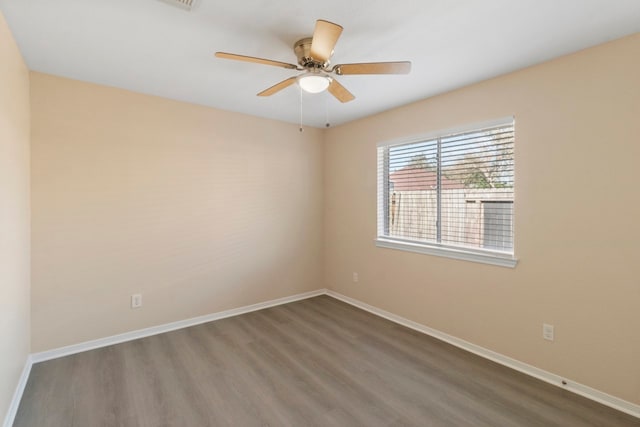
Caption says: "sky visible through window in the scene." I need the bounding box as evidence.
[388,127,514,189]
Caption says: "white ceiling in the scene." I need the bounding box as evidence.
[1,0,639,128]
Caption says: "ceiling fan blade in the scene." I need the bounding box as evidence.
[257,77,298,97]
[310,20,343,62]
[333,61,412,75]
[327,78,355,103]
[215,52,299,70]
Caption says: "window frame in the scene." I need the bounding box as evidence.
[376,117,518,268]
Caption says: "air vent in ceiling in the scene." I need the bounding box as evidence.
[157,0,195,11]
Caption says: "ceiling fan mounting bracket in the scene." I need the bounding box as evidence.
[293,37,330,69]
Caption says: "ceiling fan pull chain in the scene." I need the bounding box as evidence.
[325,93,330,128]
[299,86,304,133]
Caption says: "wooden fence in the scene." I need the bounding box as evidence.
[389,188,513,250]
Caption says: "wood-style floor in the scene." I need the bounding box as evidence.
[14,295,640,426]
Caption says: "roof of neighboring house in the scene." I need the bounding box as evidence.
[390,167,465,191]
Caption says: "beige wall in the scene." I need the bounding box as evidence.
[324,34,640,405]
[0,11,31,421]
[30,73,324,351]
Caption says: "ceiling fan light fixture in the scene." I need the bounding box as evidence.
[297,73,331,93]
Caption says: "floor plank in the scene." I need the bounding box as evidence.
[14,296,640,426]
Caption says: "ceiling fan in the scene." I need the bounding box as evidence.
[215,19,411,103]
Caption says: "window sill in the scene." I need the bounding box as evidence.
[375,238,518,268]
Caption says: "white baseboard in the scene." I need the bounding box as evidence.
[325,290,640,419]
[3,356,32,427]
[31,289,326,363]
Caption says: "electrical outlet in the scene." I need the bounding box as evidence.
[131,294,142,309]
[543,323,554,341]
[352,272,359,283]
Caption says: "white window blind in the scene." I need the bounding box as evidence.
[377,120,515,264]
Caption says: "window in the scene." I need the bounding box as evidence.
[376,119,516,267]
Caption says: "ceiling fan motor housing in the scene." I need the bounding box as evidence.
[294,38,329,69]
